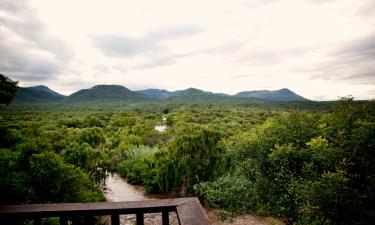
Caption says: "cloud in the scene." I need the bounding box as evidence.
[0,0,72,81]
[305,33,375,85]
[134,40,249,69]
[0,42,61,81]
[92,25,204,58]
[356,0,375,18]
[336,33,375,61]
[0,0,374,99]
[236,46,311,67]
[93,35,158,58]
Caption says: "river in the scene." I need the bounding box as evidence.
[103,173,150,202]
[102,173,179,225]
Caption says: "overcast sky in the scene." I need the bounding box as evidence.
[1,0,374,100]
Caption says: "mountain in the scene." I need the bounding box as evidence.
[11,84,309,105]
[138,89,176,100]
[167,88,233,102]
[64,85,151,103]
[13,87,65,103]
[27,85,65,97]
[236,88,307,101]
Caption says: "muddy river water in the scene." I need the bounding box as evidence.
[102,173,179,225]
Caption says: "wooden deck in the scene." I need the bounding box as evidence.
[0,197,209,225]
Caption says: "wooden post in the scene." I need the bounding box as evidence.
[33,217,41,225]
[71,216,80,225]
[162,210,169,225]
[111,214,120,225]
[136,212,144,225]
[59,216,68,225]
[84,215,94,225]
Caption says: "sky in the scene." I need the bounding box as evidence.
[0,0,374,100]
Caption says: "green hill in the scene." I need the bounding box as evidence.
[13,87,65,103]
[64,85,151,103]
[166,88,233,102]
[236,88,308,101]
[137,89,175,99]
[27,85,65,97]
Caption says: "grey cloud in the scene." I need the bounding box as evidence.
[0,0,26,12]
[146,26,204,40]
[134,40,248,69]
[230,73,271,79]
[336,34,375,61]
[0,16,70,60]
[0,40,61,81]
[305,34,375,85]
[92,25,204,58]
[134,57,176,70]
[93,25,208,69]
[202,40,248,55]
[355,0,375,18]
[0,0,72,81]
[94,35,159,58]
[236,47,310,66]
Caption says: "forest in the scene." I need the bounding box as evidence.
[0,75,374,224]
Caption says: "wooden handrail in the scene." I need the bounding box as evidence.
[0,197,210,225]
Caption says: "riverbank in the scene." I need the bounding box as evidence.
[102,173,283,225]
[205,208,284,225]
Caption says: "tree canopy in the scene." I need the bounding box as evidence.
[0,74,19,105]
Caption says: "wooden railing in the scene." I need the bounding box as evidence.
[0,197,209,225]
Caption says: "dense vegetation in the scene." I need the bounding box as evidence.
[1,98,374,224]
[1,76,374,225]
[0,73,19,105]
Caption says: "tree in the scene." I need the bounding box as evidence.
[0,74,19,105]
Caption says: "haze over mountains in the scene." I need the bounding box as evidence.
[13,84,308,104]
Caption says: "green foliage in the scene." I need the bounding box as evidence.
[0,73,18,105]
[117,145,163,193]
[62,142,110,186]
[0,97,373,225]
[164,123,228,192]
[29,151,104,203]
[0,148,104,204]
[194,175,255,213]
[194,98,374,225]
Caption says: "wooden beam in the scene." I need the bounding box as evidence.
[0,198,210,225]
[136,212,144,225]
[111,214,120,225]
[0,198,186,218]
[59,216,68,225]
[162,210,169,225]
[177,198,210,225]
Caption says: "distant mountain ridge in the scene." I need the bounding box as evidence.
[14,87,65,103]
[167,88,233,102]
[11,84,309,104]
[139,87,307,101]
[64,85,150,103]
[236,88,307,101]
[138,89,176,99]
[27,85,65,97]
